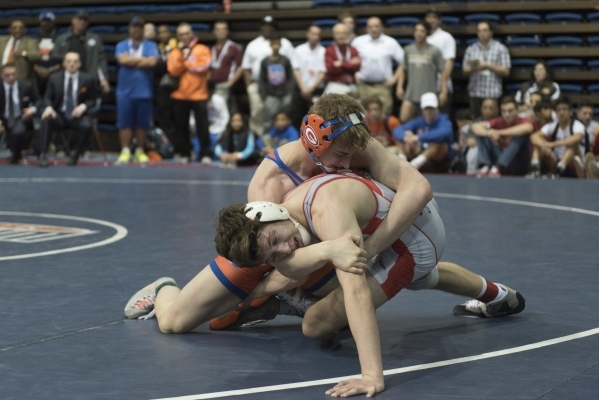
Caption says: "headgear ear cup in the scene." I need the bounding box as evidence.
[300,113,367,157]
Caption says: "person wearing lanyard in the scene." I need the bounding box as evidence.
[209,21,243,108]
[323,23,361,97]
[115,16,159,164]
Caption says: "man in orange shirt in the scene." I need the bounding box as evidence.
[363,97,400,154]
[167,23,212,163]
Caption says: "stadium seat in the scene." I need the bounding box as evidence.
[356,17,369,27]
[388,0,422,3]
[588,60,599,71]
[504,83,522,95]
[511,58,537,70]
[589,36,599,47]
[588,12,599,23]
[190,23,211,32]
[559,84,583,94]
[313,0,346,7]
[187,3,221,11]
[546,36,583,47]
[312,19,339,29]
[545,13,583,24]
[594,108,599,118]
[505,37,541,48]
[546,58,584,71]
[53,7,80,16]
[429,0,461,3]
[397,38,413,47]
[88,26,117,34]
[104,44,116,55]
[57,27,70,34]
[587,84,599,95]
[505,13,541,24]
[320,40,333,47]
[387,17,419,27]
[441,16,461,26]
[348,0,382,6]
[117,26,130,33]
[465,14,501,25]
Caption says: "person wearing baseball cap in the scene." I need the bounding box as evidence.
[114,16,159,164]
[392,92,453,171]
[51,9,111,94]
[34,11,60,95]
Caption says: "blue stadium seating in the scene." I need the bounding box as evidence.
[57,27,70,34]
[320,40,333,47]
[588,60,599,71]
[440,16,461,26]
[546,58,584,71]
[510,58,537,70]
[559,84,583,94]
[464,14,501,25]
[313,0,345,7]
[429,0,461,3]
[396,38,413,47]
[117,26,130,33]
[190,23,211,32]
[386,17,419,27]
[312,19,339,29]
[88,26,117,34]
[348,0,382,6]
[594,108,599,118]
[504,83,522,95]
[587,84,599,95]
[505,13,541,24]
[388,0,422,3]
[546,36,583,47]
[545,13,583,24]
[589,12,599,23]
[505,37,541,48]
[356,17,369,27]
[104,44,116,55]
[589,36,599,47]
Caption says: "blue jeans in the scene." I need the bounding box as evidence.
[476,135,530,175]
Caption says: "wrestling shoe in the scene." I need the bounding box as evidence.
[453,284,525,318]
[116,150,131,164]
[209,295,281,330]
[135,151,150,163]
[124,277,177,319]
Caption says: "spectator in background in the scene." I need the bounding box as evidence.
[471,96,533,177]
[393,93,452,171]
[34,12,61,96]
[462,21,510,118]
[52,10,110,94]
[39,52,98,167]
[338,11,357,43]
[530,97,585,178]
[0,20,40,86]
[515,60,560,106]
[115,17,158,164]
[153,25,177,142]
[575,101,597,159]
[292,25,326,123]
[207,80,230,146]
[323,23,360,96]
[242,16,294,137]
[453,108,477,175]
[210,21,243,108]
[425,8,456,115]
[352,17,404,116]
[518,91,543,119]
[0,63,39,164]
[257,111,298,155]
[259,35,294,134]
[396,20,446,123]
[215,112,257,167]
[167,23,212,163]
[143,23,156,41]
[363,96,400,154]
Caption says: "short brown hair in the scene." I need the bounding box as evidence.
[362,96,383,110]
[337,11,355,23]
[500,95,517,108]
[214,203,267,268]
[308,94,372,152]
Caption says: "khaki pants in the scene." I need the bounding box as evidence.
[214,82,230,103]
[357,82,393,116]
[247,82,264,136]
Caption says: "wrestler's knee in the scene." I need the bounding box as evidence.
[157,307,192,334]
[302,306,334,340]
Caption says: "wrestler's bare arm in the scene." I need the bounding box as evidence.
[351,139,433,259]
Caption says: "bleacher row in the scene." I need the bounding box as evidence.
[2,0,598,134]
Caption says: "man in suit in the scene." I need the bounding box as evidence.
[39,51,98,167]
[0,63,39,164]
[0,20,41,85]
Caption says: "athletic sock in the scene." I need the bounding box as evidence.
[557,161,566,173]
[531,159,540,167]
[155,281,177,296]
[121,147,131,154]
[135,148,144,154]
[476,276,506,304]
[410,154,427,169]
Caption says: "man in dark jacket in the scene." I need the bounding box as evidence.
[0,63,39,164]
[39,52,98,166]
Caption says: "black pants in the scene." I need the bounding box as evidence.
[154,88,176,141]
[39,112,92,156]
[6,118,32,161]
[172,99,210,159]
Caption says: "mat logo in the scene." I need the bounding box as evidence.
[0,222,97,244]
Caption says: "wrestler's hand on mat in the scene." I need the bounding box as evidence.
[325,234,367,275]
[325,375,384,398]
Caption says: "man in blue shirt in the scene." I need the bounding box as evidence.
[115,16,158,164]
[257,111,299,155]
[393,92,452,171]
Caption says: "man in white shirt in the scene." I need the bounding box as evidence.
[241,16,294,136]
[207,81,230,143]
[351,17,404,116]
[531,96,585,178]
[425,8,456,114]
[292,25,326,121]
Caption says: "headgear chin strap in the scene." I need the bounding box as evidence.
[244,202,312,246]
[300,112,366,157]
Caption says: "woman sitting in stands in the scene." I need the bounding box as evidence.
[515,60,560,106]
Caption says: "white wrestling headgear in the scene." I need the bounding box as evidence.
[244,201,311,246]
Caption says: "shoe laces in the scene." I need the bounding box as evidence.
[132,294,156,310]
[464,299,484,312]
